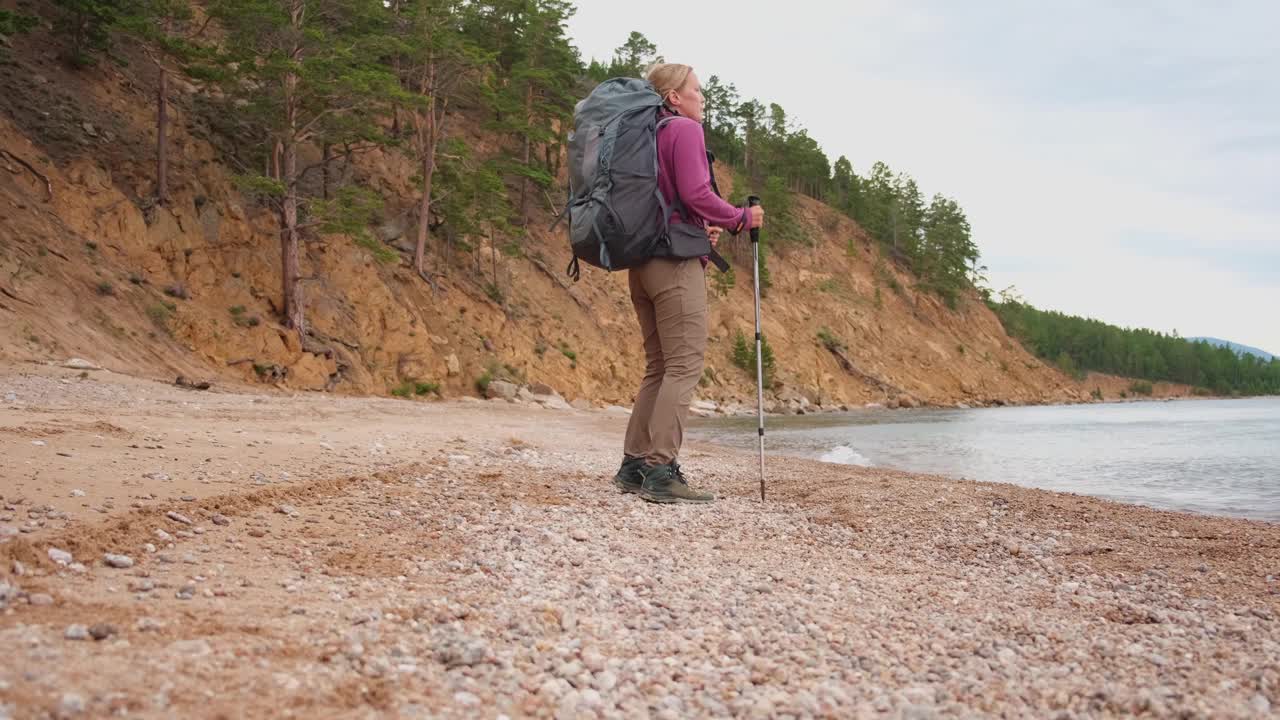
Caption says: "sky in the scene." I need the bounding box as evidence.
[566,0,1279,355]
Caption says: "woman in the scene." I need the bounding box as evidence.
[613,63,766,504]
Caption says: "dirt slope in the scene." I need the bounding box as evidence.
[0,21,1192,410]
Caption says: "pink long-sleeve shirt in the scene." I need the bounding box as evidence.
[656,113,750,234]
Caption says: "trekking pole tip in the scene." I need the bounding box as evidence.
[747,195,760,207]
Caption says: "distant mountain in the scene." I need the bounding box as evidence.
[1187,337,1276,362]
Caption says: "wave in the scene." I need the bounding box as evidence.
[818,445,873,466]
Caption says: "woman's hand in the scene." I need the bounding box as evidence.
[707,226,723,249]
[748,204,765,229]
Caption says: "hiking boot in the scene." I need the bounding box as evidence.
[639,462,714,504]
[612,455,645,494]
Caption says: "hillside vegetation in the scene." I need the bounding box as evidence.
[0,0,1186,408]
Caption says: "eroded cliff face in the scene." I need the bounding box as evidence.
[1,36,1178,410]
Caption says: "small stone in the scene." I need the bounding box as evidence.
[180,495,196,502]
[569,528,589,542]
[176,585,195,600]
[30,440,45,446]
[29,593,54,606]
[48,548,73,565]
[62,358,101,370]
[276,504,297,516]
[89,623,117,641]
[135,617,163,632]
[154,529,173,542]
[128,579,155,592]
[70,490,86,498]
[68,563,87,573]
[58,693,86,716]
[103,553,134,569]
[166,511,192,525]
[143,543,156,553]
[64,624,90,641]
[211,514,230,526]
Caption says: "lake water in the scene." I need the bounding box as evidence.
[688,397,1280,522]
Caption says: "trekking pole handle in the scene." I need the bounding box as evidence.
[747,195,761,244]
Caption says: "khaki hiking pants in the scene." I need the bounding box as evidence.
[623,257,708,467]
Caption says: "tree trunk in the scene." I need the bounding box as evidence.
[490,226,498,291]
[519,82,533,225]
[156,66,168,205]
[282,137,304,333]
[321,143,331,200]
[413,58,447,285]
[281,5,305,336]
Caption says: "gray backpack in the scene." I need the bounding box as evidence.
[563,78,719,280]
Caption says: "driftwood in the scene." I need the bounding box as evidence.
[0,149,53,201]
[822,343,915,400]
[527,253,599,330]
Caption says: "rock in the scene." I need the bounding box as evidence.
[486,380,519,401]
[288,353,337,391]
[0,580,16,607]
[536,393,572,411]
[570,398,592,411]
[154,528,173,542]
[165,511,192,525]
[432,633,490,668]
[48,548,73,565]
[3,392,15,403]
[62,358,101,371]
[168,639,212,656]
[89,623,118,641]
[528,382,556,396]
[570,528,589,542]
[70,489,86,498]
[29,593,54,606]
[211,513,230,526]
[446,353,461,377]
[176,585,196,600]
[276,504,298,516]
[103,553,134,569]
[58,693,85,716]
[64,624,90,641]
[603,405,631,416]
[898,395,918,409]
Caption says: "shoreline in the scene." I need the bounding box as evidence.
[2,363,1278,717]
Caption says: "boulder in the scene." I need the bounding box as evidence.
[486,380,519,401]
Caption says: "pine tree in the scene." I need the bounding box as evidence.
[208,0,398,335]
[116,0,205,205]
[52,0,123,67]
[394,0,492,286]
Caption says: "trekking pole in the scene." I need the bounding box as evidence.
[748,195,766,502]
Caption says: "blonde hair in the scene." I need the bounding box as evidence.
[645,63,694,103]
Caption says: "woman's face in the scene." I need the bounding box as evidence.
[669,71,705,124]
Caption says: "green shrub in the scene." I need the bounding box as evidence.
[1129,380,1154,396]
[711,267,736,297]
[731,329,776,387]
[817,327,845,352]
